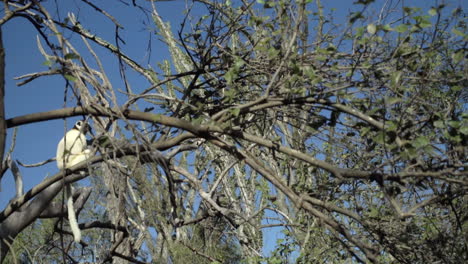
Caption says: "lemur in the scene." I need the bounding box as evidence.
[56,120,91,243]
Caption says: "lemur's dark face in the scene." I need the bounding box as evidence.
[74,120,90,134]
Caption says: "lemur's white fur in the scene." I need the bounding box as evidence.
[56,120,91,243]
[66,185,81,243]
[56,121,91,170]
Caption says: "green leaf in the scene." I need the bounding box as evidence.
[230,108,241,117]
[360,126,371,136]
[234,58,245,69]
[412,136,429,148]
[395,24,408,33]
[222,88,236,103]
[355,26,365,38]
[387,97,401,105]
[263,1,275,8]
[433,120,444,128]
[452,51,464,63]
[369,207,379,218]
[444,131,462,143]
[452,28,465,37]
[450,85,462,92]
[423,145,436,156]
[224,69,237,85]
[419,21,432,28]
[460,124,468,135]
[428,8,437,16]
[43,60,52,66]
[373,131,386,144]
[403,6,421,14]
[382,24,392,32]
[448,121,461,128]
[367,24,377,35]
[64,53,80,60]
[391,71,402,86]
[64,74,77,82]
[385,121,398,131]
[402,146,417,159]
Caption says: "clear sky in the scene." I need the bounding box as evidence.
[1,0,465,261]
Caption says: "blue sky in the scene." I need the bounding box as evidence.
[1,0,465,261]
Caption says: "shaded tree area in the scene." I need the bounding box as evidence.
[0,0,467,263]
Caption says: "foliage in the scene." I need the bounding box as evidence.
[0,0,467,263]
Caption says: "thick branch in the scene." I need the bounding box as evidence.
[6,106,211,134]
[39,187,92,218]
[0,180,65,261]
[7,107,465,185]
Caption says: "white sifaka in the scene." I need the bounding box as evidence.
[56,120,91,243]
[56,120,91,170]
